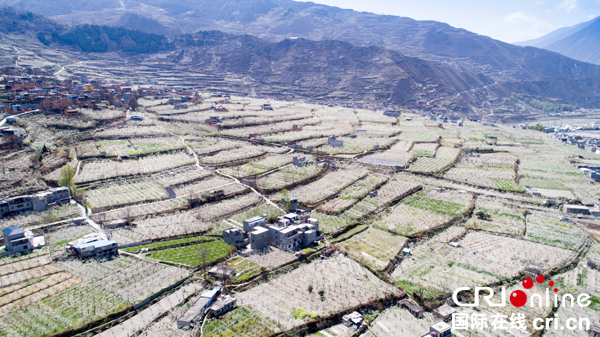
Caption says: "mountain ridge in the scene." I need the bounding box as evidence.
[517,16,600,65]
[2,0,600,82]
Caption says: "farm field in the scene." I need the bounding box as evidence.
[262,123,348,142]
[203,306,280,337]
[153,166,212,188]
[76,151,195,183]
[149,240,233,266]
[317,174,388,214]
[228,203,284,225]
[309,211,353,234]
[245,247,297,269]
[223,257,263,282]
[341,178,422,219]
[199,145,267,166]
[5,90,600,337]
[279,165,369,204]
[375,189,472,236]
[121,236,211,253]
[407,146,461,173]
[392,230,572,293]
[45,222,95,249]
[363,306,431,337]
[90,198,188,223]
[316,136,394,154]
[109,194,262,243]
[219,154,296,178]
[0,284,128,337]
[237,255,398,329]
[358,140,414,167]
[464,196,526,235]
[256,164,323,190]
[525,210,586,249]
[337,227,407,271]
[98,283,204,337]
[86,181,168,211]
[410,142,438,156]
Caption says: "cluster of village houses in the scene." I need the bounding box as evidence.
[0,186,120,259]
[223,201,323,252]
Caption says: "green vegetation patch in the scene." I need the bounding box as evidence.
[310,211,353,234]
[492,179,524,192]
[226,257,262,282]
[0,284,128,337]
[122,236,210,252]
[203,306,280,337]
[410,198,466,216]
[149,240,233,266]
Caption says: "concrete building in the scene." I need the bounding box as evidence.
[269,222,317,251]
[563,204,591,215]
[0,187,70,218]
[293,157,308,167]
[177,297,211,328]
[71,240,118,259]
[342,311,363,327]
[226,212,322,252]
[249,226,271,250]
[0,196,33,216]
[328,136,343,148]
[177,286,222,327]
[399,299,424,318]
[66,232,106,249]
[2,226,31,252]
[280,196,298,211]
[421,322,452,337]
[432,304,456,322]
[223,227,246,248]
[208,295,236,317]
[243,216,265,232]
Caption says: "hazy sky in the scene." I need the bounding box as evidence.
[303,0,600,43]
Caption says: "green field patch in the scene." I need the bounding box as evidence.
[410,198,466,216]
[0,284,128,337]
[310,211,352,234]
[225,257,263,282]
[122,236,210,252]
[492,179,524,192]
[149,240,233,266]
[203,306,280,337]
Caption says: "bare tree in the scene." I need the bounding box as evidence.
[198,244,209,280]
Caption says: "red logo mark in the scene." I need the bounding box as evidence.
[510,275,557,307]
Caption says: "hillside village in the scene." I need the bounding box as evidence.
[4,65,600,337]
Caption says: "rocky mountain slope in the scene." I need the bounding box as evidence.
[3,0,599,83]
[2,5,600,112]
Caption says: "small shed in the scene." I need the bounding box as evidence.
[208,266,236,280]
[342,311,363,327]
[432,303,457,322]
[177,297,211,328]
[399,299,424,318]
[208,295,237,317]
